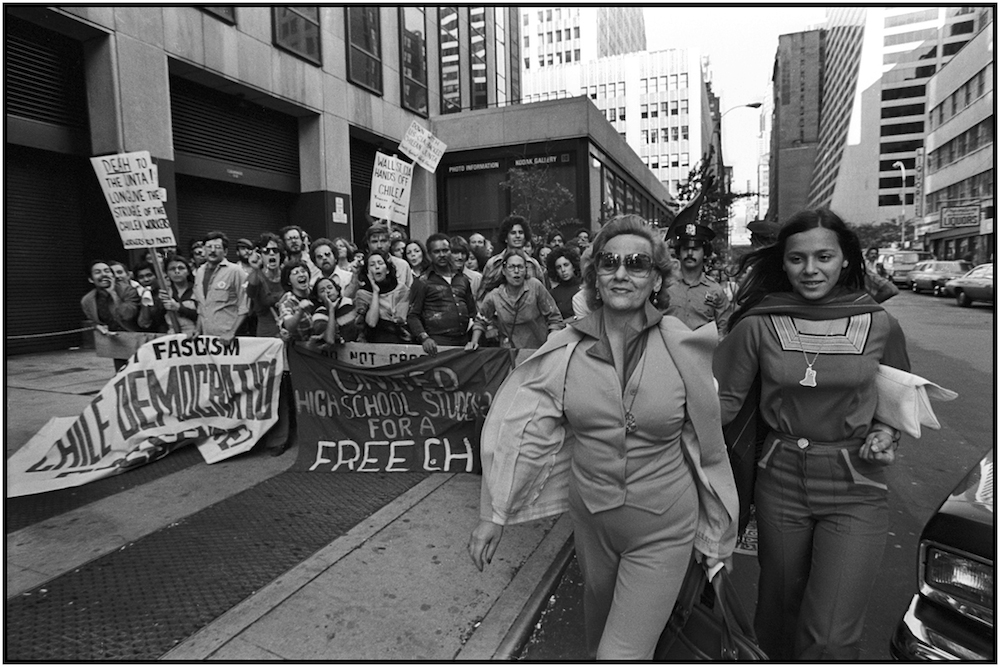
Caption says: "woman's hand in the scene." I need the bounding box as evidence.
[367,270,380,294]
[468,520,504,571]
[160,294,180,312]
[860,430,897,465]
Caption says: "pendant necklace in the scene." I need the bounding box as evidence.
[623,347,648,434]
[798,319,836,388]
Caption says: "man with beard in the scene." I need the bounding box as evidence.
[279,225,321,285]
[81,259,141,371]
[665,222,729,336]
[311,237,358,301]
[192,231,249,344]
[406,234,477,355]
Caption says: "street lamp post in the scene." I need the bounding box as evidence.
[893,160,906,245]
[716,102,762,256]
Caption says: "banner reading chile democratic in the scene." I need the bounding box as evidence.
[289,345,514,474]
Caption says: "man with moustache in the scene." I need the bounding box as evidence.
[280,225,321,285]
[406,234,477,355]
[81,259,142,371]
[192,231,249,344]
[665,222,729,336]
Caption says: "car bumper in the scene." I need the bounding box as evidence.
[890,596,995,661]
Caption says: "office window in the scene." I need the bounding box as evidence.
[640,104,648,118]
[640,78,647,94]
[399,7,427,115]
[565,29,571,40]
[469,7,488,109]
[547,54,553,66]
[345,7,381,91]
[951,20,974,35]
[619,107,625,121]
[641,130,648,143]
[660,101,668,115]
[523,12,528,26]
[574,26,580,38]
[274,7,321,65]
[546,9,551,20]
[649,76,658,93]
[649,104,657,118]
[557,52,563,64]
[202,7,236,23]
[537,10,543,21]
[671,126,679,141]
[555,8,560,19]
[671,154,679,167]
[547,31,552,43]
[682,125,688,139]
[574,49,580,61]
[599,83,606,97]
[670,100,678,115]
[659,75,667,90]
[669,74,678,88]
[660,128,669,143]
[439,7,461,113]
[608,82,616,97]
[524,57,530,70]
[524,35,529,47]
[590,85,597,99]
[942,40,968,55]
[680,99,688,114]
[681,153,689,167]
[556,30,562,41]
[651,130,658,143]
[494,7,506,106]
[564,50,571,62]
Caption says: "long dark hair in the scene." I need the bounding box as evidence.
[546,245,580,285]
[359,250,399,293]
[730,208,865,328]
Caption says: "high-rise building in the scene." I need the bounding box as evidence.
[520,6,645,74]
[790,7,990,226]
[769,29,824,222]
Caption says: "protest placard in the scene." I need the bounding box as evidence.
[369,151,413,225]
[6,335,285,498]
[288,345,514,474]
[398,120,447,173]
[90,150,176,249]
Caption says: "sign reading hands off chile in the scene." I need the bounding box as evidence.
[6,336,285,498]
[90,150,176,249]
[288,345,514,474]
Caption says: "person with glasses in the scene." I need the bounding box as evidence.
[467,248,563,351]
[246,232,286,337]
[469,215,738,660]
[192,231,249,344]
[279,225,321,286]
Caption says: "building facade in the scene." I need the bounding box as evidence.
[520,6,645,73]
[920,21,994,263]
[769,29,824,223]
[797,6,990,227]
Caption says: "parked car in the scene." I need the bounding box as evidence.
[890,448,994,660]
[877,249,935,286]
[907,260,974,295]
[943,263,994,307]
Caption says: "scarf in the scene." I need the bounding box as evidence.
[744,287,882,321]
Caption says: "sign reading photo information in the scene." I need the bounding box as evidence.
[90,150,176,249]
[369,151,414,225]
[7,335,285,498]
[288,345,514,474]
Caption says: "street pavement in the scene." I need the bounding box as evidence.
[5,346,573,661]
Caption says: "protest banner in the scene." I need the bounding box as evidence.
[90,150,176,249]
[7,335,285,498]
[398,120,447,173]
[288,345,514,474]
[335,341,535,368]
[369,151,413,225]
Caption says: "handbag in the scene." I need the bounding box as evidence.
[874,364,958,438]
[723,375,764,535]
[655,557,768,661]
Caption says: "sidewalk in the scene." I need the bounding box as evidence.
[5,347,574,661]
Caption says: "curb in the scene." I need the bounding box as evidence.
[494,529,576,660]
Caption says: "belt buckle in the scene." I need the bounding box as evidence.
[796,437,809,450]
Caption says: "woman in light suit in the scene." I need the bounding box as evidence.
[468,215,738,660]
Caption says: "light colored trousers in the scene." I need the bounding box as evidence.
[568,475,698,660]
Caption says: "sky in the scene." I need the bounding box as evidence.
[642,5,830,240]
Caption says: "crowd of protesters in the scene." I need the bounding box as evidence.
[81,216,609,367]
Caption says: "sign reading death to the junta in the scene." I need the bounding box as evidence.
[398,120,447,173]
[91,150,176,249]
[369,151,413,225]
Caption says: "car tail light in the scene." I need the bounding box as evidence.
[920,542,994,626]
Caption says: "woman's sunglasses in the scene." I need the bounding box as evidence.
[261,247,281,254]
[595,252,653,277]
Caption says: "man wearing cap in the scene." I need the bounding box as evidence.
[235,238,255,276]
[665,222,730,336]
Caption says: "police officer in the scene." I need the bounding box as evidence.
[665,222,730,336]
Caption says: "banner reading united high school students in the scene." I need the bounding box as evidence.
[6,335,285,498]
[288,345,514,474]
